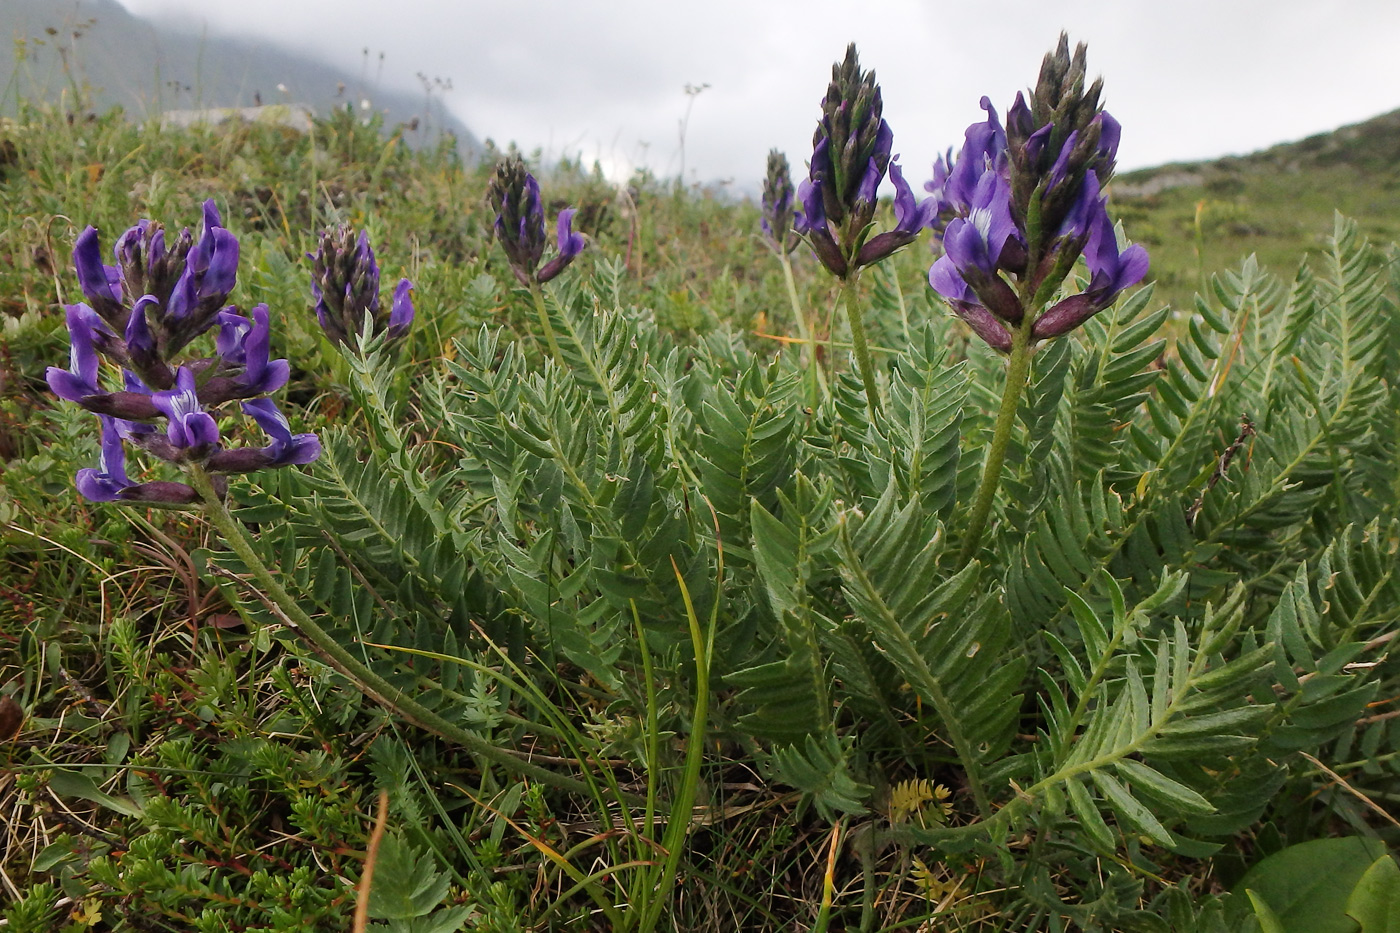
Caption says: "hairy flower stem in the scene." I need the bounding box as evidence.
[780,252,827,404]
[187,466,595,797]
[958,319,1034,568]
[527,280,566,367]
[842,275,880,423]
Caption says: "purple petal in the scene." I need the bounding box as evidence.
[1046,130,1079,194]
[388,278,414,339]
[46,368,96,404]
[1058,170,1102,240]
[201,199,223,237]
[793,178,824,234]
[555,209,585,260]
[73,227,122,311]
[46,304,109,401]
[201,228,240,298]
[75,415,136,501]
[1096,112,1121,161]
[1025,123,1053,165]
[216,309,253,364]
[166,267,197,320]
[124,296,159,359]
[152,367,219,450]
[242,398,322,467]
[871,119,893,166]
[889,162,937,234]
[1007,92,1033,138]
[856,156,882,207]
[945,96,1007,211]
[929,254,973,304]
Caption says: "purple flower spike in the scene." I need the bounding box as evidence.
[152,367,219,454]
[388,279,414,340]
[46,305,111,403]
[73,227,124,322]
[75,415,137,502]
[930,36,1147,348]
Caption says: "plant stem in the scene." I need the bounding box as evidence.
[187,466,594,797]
[527,279,565,367]
[957,321,1034,568]
[841,274,880,423]
[780,251,827,404]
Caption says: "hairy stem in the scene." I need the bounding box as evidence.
[841,274,880,423]
[188,466,594,796]
[958,321,1034,567]
[528,279,566,367]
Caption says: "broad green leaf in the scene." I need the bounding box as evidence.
[1348,856,1400,933]
[1248,890,1289,933]
[1237,837,1387,933]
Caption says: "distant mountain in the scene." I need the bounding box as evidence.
[0,0,480,153]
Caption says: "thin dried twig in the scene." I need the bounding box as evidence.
[352,790,391,933]
[1299,750,1400,830]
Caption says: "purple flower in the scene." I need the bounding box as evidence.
[387,279,414,340]
[75,416,137,502]
[928,261,1012,353]
[536,208,587,284]
[208,399,320,472]
[72,227,124,322]
[1032,203,1149,340]
[854,120,895,212]
[1095,112,1121,162]
[189,201,240,301]
[855,162,937,267]
[760,149,800,253]
[944,97,1007,212]
[45,305,110,403]
[930,37,1147,350]
[151,367,220,454]
[794,172,848,278]
[216,305,290,395]
[935,170,1025,322]
[1085,219,1149,298]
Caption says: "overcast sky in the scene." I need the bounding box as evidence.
[116,0,1400,193]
